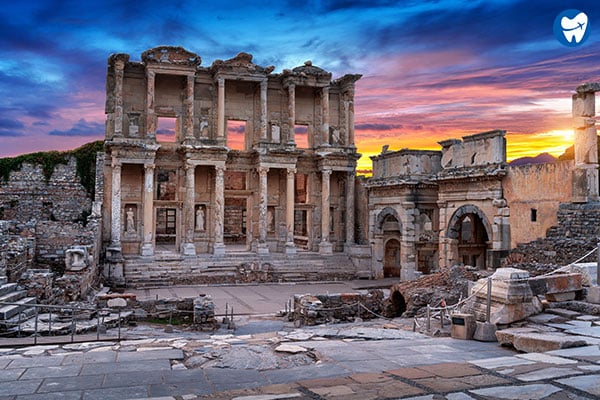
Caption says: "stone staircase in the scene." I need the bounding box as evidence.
[0,277,37,332]
[122,252,358,288]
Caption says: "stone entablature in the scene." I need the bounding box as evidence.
[103,46,361,262]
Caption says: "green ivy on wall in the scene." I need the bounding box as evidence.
[0,141,104,199]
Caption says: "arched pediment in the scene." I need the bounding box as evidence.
[375,207,402,235]
[141,46,201,67]
[446,204,492,241]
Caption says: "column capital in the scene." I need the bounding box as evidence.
[215,165,226,173]
[322,169,332,177]
[217,76,225,86]
[286,168,297,177]
[114,59,126,71]
[111,159,122,169]
[144,163,155,172]
[258,166,269,176]
[260,78,268,89]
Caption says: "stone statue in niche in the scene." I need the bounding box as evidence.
[199,120,209,137]
[126,207,135,233]
[271,123,280,142]
[196,206,205,231]
[330,127,341,145]
[267,208,274,232]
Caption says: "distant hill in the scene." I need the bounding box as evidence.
[509,152,556,166]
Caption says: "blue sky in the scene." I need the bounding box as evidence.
[0,0,598,170]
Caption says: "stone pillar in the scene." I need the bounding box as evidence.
[110,159,122,249]
[113,59,125,137]
[345,171,355,249]
[141,164,155,257]
[257,166,270,255]
[213,165,226,256]
[341,94,349,146]
[146,70,156,139]
[572,90,598,202]
[319,169,333,254]
[321,86,330,145]
[184,74,195,140]
[288,83,295,144]
[181,163,196,256]
[285,168,296,254]
[217,77,225,138]
[348,92,355,147]
[260,79,268,140]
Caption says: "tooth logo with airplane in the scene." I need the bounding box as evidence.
[554,9,590,47]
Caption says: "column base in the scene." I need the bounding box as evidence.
[257,243,270,255]
[213,243,226,257]
[319,241,333,255]
[140,243,155,257]
[106,243,123,262]
[181,242,196,256]
[285,242,296,255]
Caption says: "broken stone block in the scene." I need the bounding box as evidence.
[497,329,587,353]
[462,268,542,325]
[528,273,583,302]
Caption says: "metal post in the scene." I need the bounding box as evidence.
[597,241,600,286]
[48,308,52,336]
[33,307,39,345]
[118,309,122,340]
[96,306,100,341]
[486,277,492,323]
[440,307,444,329]
[70,310,75,343]
[426,305,431,332]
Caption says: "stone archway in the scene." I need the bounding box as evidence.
[446,205,491,269]
[375,207,402,235]
[384,238,401,277]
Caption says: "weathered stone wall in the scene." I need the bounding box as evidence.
[510,202,600,266]
[371,149,441,179]
[36,219,101,273]
[0,221,35,282]
[504,160,574,248]
[0,157,92,223]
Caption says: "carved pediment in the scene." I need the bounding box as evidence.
[141,46,201,67]
[211,52,274,75]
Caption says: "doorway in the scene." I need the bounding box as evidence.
[156,208,177,251]
[224,197,247,250]
[384,238,401,278]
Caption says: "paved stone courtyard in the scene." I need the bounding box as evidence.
[1,320,600,399]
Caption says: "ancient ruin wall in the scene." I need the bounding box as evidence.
[504,160,574,248]
[0,157,92,223]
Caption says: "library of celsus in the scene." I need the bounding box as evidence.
[101,46,363,282]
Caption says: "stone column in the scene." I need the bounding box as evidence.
[319,169,333,254]
[257,166,270,255]
[184,74,195,140]
[345,171,355,249]
[288,83,296,144]
[341,93,349,146]
[572,89,598,202]
[217,77,225,139]
[114,59,125,137]
[110,159,122,249]
[285,168,296,254]
[321,86,330,145]
[181,163,196,256]
[213,165,226,256]
[348,93,355,147]
[146,70,156,139]
[260,79,268,140]
[141,164,155,257]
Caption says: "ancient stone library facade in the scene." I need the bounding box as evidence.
[103,46,361,267]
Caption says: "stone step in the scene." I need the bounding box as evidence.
[0,283,18,297]
[0,297,37,320]
[0,290,27,304]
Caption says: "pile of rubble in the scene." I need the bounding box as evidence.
[290,290,385,326]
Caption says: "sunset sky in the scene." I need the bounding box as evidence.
[0,0,598,173]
